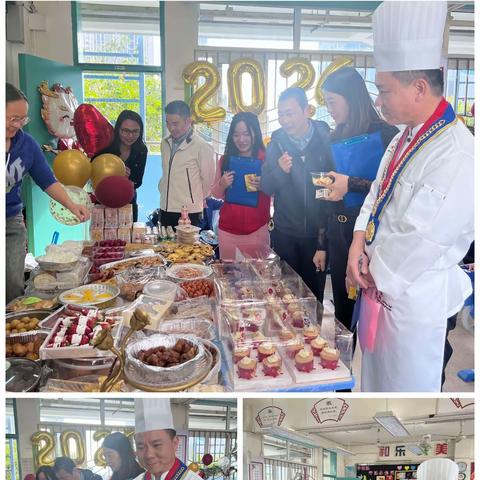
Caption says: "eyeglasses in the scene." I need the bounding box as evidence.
[7,116,30,126]
[120,128,140,136]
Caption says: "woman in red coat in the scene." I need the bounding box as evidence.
[211,112,270,260]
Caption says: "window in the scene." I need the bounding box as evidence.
[6,400,20,480]
[264,458,317,480]
[75,1,161,66]
[198,3,294,50]
[323,449,337,479]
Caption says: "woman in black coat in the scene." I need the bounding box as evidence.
[97,110,148,222]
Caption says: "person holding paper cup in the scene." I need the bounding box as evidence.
[211,112,270,260]
[312,67,398,334]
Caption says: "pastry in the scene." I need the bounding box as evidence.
[295,348,314,372]
[285,339,304,358]
[311,336,328,356]
[279,329,295,341]
[238,356,257,379]
[251,331,267,349]
[257,342,276,362]
[33,272,57,289]
[262,353,282,377]
[291,310,307,328]
[320,347,340,370]
[234,346,251,364]
[303,325,319,344]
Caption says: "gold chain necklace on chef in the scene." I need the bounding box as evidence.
[365,100,457,245]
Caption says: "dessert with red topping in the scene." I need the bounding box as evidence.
[262,353,282,377]
[320,347,340,370]
[257,342,276,362]
[279,329,295,341]
[234,346,251,364]
[303,325,319,344]
[238,356,257,379]
[285,339,304,358]
[311,336,328,356]
[291,310,307,328]
[294,348,314,372]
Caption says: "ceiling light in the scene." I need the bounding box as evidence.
[373,412,410,437]
[406,444,424,455]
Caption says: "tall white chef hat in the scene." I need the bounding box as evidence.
[373,1,448,72]
[135,399,175,434]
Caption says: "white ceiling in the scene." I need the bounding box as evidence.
[246,398,474,447]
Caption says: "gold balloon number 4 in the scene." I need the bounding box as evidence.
[183,56,353,123]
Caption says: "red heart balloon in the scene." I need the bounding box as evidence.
[73,104,114,158]
[202,454,213,466]
[95,175,134,208]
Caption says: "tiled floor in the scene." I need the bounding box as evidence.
[323,275,475,393]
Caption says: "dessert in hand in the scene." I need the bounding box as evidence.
[311,336,328,356]
[258,342,276,362]
[294,348,314,372]
[303,325,319,344]
[262,353,282,377]
[238,356,257,379]
[285,339,304,358]
[234,346,251,364]
[320,347,340,370]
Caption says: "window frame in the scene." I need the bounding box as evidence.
[6,400,22,480]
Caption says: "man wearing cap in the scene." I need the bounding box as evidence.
[133,399,202,480]
[346,1,474,392]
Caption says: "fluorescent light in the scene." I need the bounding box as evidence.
[373,411,410,437]
[406,444,424,455]
[262,426,321,448]
[336,446,354,456]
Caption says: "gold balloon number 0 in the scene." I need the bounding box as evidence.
[31,430,135,469]
[183,57,353,123]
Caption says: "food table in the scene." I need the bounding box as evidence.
[6,239,354,393]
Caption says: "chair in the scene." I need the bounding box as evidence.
[417,458,459,480]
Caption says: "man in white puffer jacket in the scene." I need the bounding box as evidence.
[159,100,215,227]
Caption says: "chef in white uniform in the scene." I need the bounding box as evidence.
[346,1,474,392]
[133,399,202,480]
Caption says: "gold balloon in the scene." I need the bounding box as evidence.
[53,149,92,188]
[279,57,316,90]
[93,430,111,467]
[31,431,55,469]
[60,430,86,466]
[91,153,126,189]
[263,136,271,146]
[183,61,226,124]
[188,462,200,473]
[227,58,266,115]
[315,57,354,106]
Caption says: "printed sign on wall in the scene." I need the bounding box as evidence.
[311,398,349,424]
[255,406,286,428]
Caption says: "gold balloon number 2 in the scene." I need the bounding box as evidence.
[183,56,353,123]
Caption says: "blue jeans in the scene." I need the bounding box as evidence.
[6,214,27,303]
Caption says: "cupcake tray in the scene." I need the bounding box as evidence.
[232,349,294,392]
[280,344,351,386]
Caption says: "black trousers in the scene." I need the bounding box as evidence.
[160,210,202,228]
[271,229,326,303]
[327,213,357,331]
[441,314,457,389]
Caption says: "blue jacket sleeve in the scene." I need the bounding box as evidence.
[27,137,57,191]
[260,140,290,195]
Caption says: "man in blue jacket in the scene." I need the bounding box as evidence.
[261,87,333,301]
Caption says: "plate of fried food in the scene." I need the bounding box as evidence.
[166,263,213,281]
[7,296,59,313]
[159,242,214,264]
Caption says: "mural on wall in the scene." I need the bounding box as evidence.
[255,406,286,428]
[310,398,349,424]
